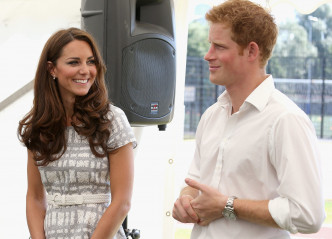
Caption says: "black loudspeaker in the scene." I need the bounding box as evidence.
[81,0,176,128]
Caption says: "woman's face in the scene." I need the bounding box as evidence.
[49,40,97,104]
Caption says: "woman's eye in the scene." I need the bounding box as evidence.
[87,59,96,65]
[67,61,79,65]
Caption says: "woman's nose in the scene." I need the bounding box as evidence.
[79,63,89,74]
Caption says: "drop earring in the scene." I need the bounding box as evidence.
[52,75,56,80]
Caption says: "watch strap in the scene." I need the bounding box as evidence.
[222,196,237,220]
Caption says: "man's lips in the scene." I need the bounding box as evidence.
[209,65,220,71]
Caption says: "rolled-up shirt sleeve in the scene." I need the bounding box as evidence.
[268,111,326,234]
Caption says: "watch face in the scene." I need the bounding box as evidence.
[229,213,236,220]
[223,196,237,220]
[223,209,236,220]
[223,210,230,217]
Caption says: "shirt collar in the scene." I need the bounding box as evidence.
[217,90,231,108]
[217,75,275,112]
[245,75,275,112]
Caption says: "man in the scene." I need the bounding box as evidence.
[172,0,325,238]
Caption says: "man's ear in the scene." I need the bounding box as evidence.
[247,41,259,62]
[47,61,55,76]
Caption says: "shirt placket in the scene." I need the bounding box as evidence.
[210,113,238,189]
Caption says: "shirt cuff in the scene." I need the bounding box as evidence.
[268,197,298,234]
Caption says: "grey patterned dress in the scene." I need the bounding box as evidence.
[38,105,136,239]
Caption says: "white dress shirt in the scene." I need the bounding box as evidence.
[187,76,325,239]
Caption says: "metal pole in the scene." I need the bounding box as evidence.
[306,16,318,118]
[305,21,313,116]
[320,56,326,138]
[215,85,218,102]
[199,59,204,117]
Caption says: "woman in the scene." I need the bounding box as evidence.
[18,27,136,239]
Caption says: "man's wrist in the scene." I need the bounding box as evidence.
[222,196,238,220]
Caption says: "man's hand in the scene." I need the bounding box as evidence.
[173,194,200,223]
[185,178,227,226]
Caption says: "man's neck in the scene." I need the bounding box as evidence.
[227,73,268,114]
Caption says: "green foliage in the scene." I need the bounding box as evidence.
[269,4,332,78]
[296,4,332,57]
[274,21,317,57]
[270,21,317,78]
[187,20,209,57]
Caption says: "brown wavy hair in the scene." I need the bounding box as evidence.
[18,27,112,166]
[206,0,278,67]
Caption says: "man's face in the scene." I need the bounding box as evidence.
[204,23,246,88]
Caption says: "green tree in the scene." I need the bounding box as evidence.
[274,21,317,57]
[269,21,317,78]
[187,20,209,57]
[296,4,332,78]
[297,4,331,57]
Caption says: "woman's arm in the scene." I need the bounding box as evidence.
[26,150,47,239]
[91,143,134,239]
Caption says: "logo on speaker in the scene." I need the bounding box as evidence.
[151,102,159,114]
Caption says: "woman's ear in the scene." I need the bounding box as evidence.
[47,61,55,77]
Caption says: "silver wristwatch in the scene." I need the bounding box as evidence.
[222,196,237,220]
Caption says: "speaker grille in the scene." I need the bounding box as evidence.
[121,38,176,118]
